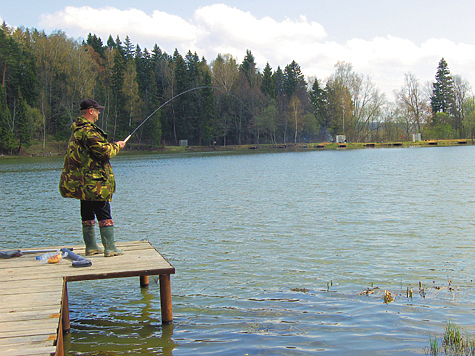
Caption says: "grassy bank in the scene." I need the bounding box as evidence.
[1,138,473,158]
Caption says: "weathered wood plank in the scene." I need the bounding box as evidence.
[0,303,60,314]
[0,345,57,356]
[0,318,58,340]
[0,307,61,323]
[0,241,162,269]
[0,334,56,346]
[0,281,63,296]
[0,262,173,283]
[0,292,62,308]
[0,242,173,274]
[0,328,57,340]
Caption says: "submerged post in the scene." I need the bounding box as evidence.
[159,274,173,324]
[140,275,149,288]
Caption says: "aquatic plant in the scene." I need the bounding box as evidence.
[429,335,438,356]
[444,319,463,353]
[383,290,394,304]
[427,320,475,356]
[290,287,310,293]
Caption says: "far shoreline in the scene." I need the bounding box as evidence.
[0,138,473,159]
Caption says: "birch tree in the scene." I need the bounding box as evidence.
[452,75,472,137]
[394,72,430,136]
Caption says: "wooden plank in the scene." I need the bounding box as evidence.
[0,241,162,269]
[0,261,173,280]
[0,346,57,356]
[0,334,56,346]
[0,278,63,295]
[0,328,57,340]
[0,284,63,298]
[0,318,59,334]
[0,262,173,283]
[0,308,61,323]
[0,242,174,280]
[0,336,56,348]
[0,304,61,315]
[0,292,62,308]
[0,329,57,340]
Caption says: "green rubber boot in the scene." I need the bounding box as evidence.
[99,225,124,257]
[82,223,104,256]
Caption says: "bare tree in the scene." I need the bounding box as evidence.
[394,72,430,136]
[452,75,472,137]
[328,62,385,142]
[210,54,239,145]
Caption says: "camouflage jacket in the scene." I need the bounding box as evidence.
[59,117,120,201]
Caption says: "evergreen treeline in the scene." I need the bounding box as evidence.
[2,22,475,154]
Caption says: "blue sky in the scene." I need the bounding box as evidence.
[2,0,475,97]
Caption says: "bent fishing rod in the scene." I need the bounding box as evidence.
[124,86,213,143]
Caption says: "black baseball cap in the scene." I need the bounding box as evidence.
[80,99,105,111]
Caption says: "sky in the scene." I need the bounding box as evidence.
[2,0,475,99]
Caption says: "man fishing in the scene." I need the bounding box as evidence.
[59,99,126,257]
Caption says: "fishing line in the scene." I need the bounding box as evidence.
[124,86,213,143]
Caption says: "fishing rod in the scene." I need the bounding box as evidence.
[124,86,213,143]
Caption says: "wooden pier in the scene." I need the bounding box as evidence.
[0,240,175,356]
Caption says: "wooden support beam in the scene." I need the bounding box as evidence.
[140,275,149,288]
[61,281,70,334]
[159,274,173,324]
[55,304,64,356]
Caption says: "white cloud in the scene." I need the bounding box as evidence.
[193,5,326,48]
[38,4,475,99]
[192,5,327,67]
[40,6,201,49]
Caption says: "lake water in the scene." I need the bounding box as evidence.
[2,145,475,355]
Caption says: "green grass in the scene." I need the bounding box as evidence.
[3,137,474,158]
[428,320,475,355]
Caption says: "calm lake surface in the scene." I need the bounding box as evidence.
[2,145,475,355]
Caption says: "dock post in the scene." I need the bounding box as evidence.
[55,319,64,356]
[62,280,70,334]
[159,274,173,324]
[140,275,149,288]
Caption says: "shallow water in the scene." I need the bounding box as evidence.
[2,146,475,355]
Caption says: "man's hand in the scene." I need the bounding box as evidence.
[116,141,126,149]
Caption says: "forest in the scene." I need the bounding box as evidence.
[1,22,475,154]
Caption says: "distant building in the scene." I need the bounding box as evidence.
[336,135,346,143]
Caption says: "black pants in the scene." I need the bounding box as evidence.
[80,200,112,222]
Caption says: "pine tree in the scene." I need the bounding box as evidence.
[431,58,456,115]
[283,60,306,98]
[169,50,188,144]
[110,36,127,140]
[106,35,115,49]
[310,78,330,140]
[86,33,105,58]
[199,69,216,145]
[240,49,258,88]
[260,62,274,99]
[123,36,135,60]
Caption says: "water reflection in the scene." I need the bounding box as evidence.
[64,280,177,355]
